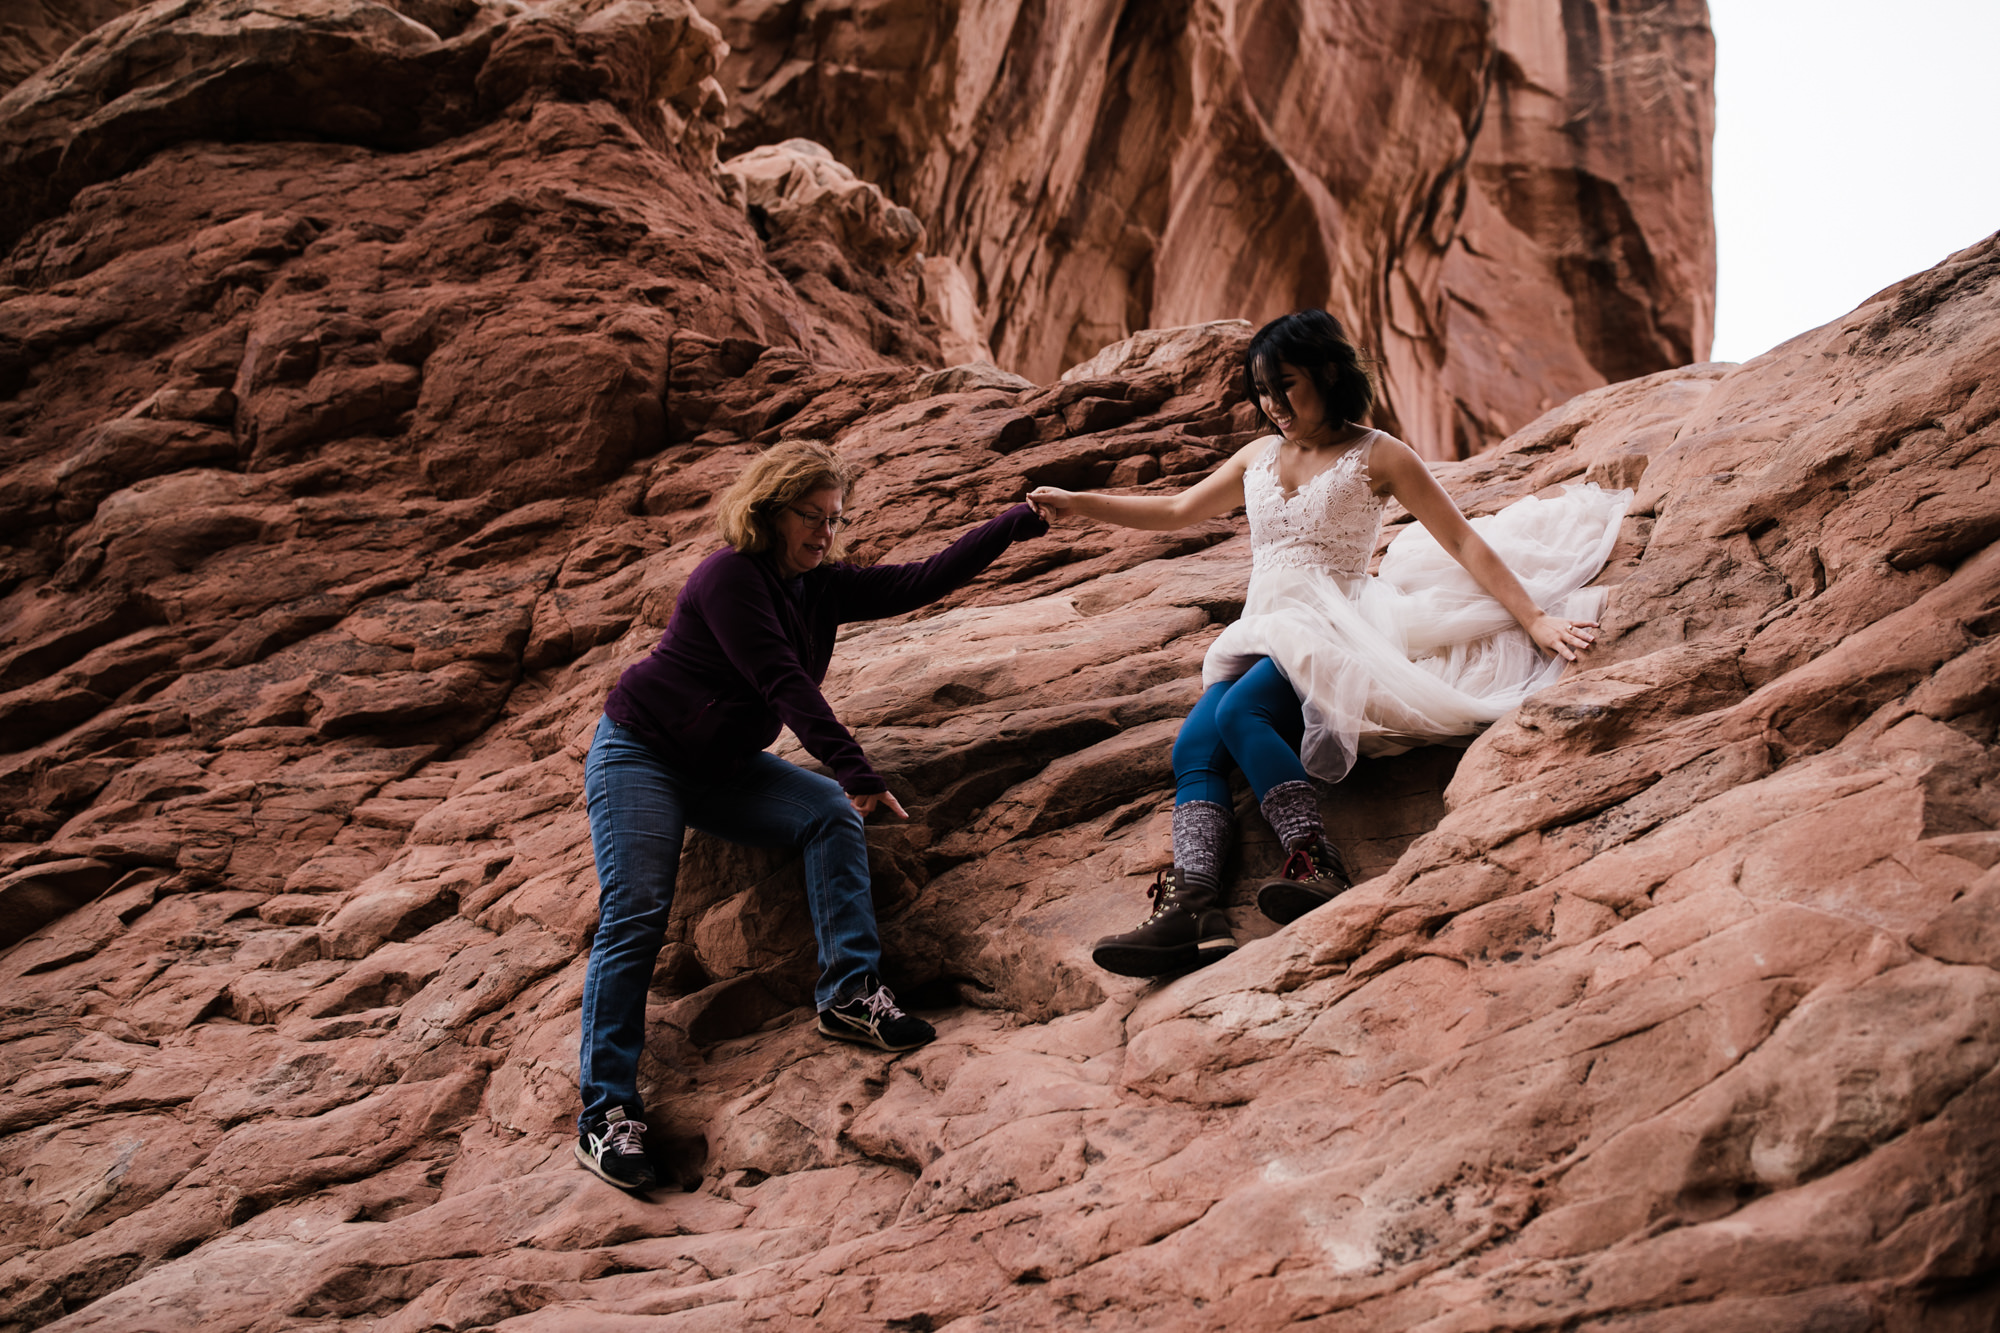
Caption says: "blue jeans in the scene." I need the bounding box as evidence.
[1173,657,1310,805]
[577,717,881,1131]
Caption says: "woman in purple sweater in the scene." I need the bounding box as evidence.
[577,440,1048,1192]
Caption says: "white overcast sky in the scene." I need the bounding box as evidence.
[1708,0,2000,362]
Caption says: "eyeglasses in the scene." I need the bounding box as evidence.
[784,505,850,532]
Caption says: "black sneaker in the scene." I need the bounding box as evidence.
[816,975,936,1052]
[575,1106,658,1192]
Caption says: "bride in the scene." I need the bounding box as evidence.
[1027,310,1630,978]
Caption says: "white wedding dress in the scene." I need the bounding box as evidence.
[1202,432,1632,781]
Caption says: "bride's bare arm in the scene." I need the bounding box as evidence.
[1027,437,1261,531]
[1371,437,1601,662]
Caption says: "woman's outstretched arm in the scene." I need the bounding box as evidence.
[1027,437,1264,531]
[1372,436,1601,663]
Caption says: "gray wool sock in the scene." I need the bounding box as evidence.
[1259,780,1324,851]
[1171,800,1233,888]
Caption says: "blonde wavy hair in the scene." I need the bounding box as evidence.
[716,440,861,559]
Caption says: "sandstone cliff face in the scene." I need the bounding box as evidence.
[0,0,138,95]
[699,0,1717,458]
[3,2,1997,1330]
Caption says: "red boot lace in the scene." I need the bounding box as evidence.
[1277,847,1316,882]
[1279,844,1347,887]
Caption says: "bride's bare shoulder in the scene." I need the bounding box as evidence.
[1363,430,1424,492]
[1229,433,1282,465]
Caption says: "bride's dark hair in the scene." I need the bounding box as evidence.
[1243,309,1377,429]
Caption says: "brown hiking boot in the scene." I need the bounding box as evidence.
[1091,868,1237,977]
[1255,840,1352,925]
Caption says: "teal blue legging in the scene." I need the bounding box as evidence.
[1172,657,1310,805]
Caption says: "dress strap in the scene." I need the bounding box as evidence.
[1356,428,1382,489]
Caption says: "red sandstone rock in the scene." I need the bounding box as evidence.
[2,1,1997,1329]
[715,137,942,367]
[0,0,138,96]
[697,0,1717,458]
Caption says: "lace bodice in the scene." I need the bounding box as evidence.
[1244,432,1386,590]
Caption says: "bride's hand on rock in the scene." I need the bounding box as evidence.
[1026,486,1074,522]
[1531,614,1599,662]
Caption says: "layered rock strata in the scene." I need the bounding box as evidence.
[699,0,1717,457]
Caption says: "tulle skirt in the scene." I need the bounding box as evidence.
[1202,483,1633,782]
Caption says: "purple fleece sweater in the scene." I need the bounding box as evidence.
[605,503,1048,793]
